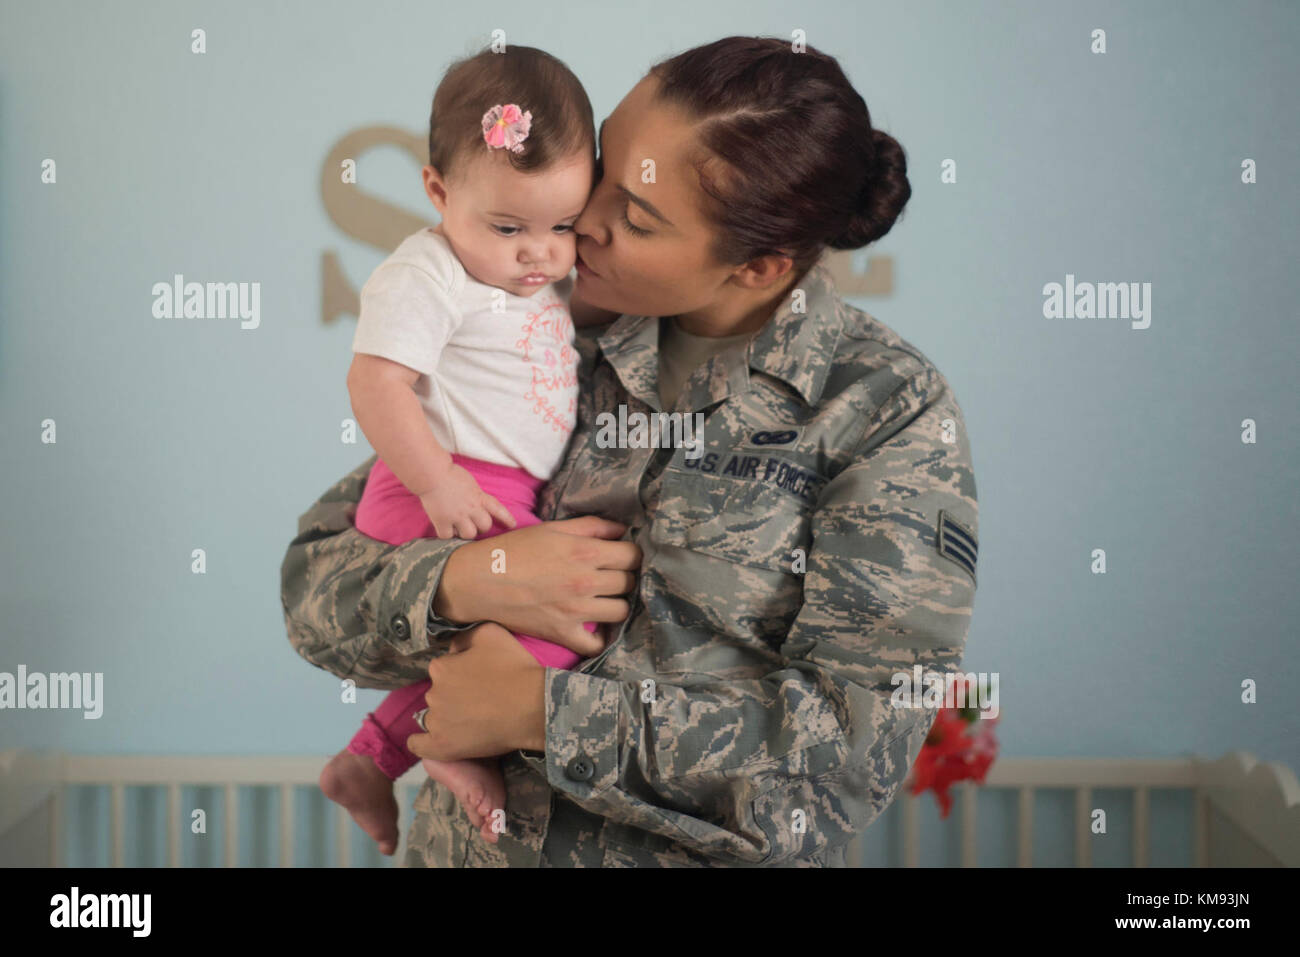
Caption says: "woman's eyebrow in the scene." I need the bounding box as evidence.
[599,117,675,228]
[619,186,673,227]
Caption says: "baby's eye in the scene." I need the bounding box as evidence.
[491,224,520,237]
[552,224,574,234]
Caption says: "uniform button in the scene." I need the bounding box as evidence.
[565,753,595,782]
[390,613,410,640]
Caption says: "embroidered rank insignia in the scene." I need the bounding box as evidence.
[937,510,978,582]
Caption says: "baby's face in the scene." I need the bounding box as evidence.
[424,150,594,298]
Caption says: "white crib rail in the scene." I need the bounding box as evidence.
[0,753,428,868]
[1,750,1296,867]
[901,758,1163,867]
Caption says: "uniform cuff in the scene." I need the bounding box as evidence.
[425,602,486,642]
[375,536,470,657]
[542,668,623,797]
[418,540,486,643]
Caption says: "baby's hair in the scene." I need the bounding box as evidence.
[428,44,596,181]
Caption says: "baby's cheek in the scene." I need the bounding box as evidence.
[558,236,578,270]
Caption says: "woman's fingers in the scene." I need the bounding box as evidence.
[556,529,642,572]
[563,624,607,657]
[574,596,632,624]
[593,569,638,598]
[550,515,627,540]
[585,540,642,571]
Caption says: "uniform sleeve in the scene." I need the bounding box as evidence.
[532,366,979,864]
[279,456,489,689]
[351,260,464,375]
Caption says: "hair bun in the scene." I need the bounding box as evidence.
[828,128,912,249]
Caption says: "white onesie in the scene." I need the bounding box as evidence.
[351,227,580,481]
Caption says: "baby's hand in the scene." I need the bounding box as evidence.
[417,465,517,540]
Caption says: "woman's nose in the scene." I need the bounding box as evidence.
[574,203,608,246]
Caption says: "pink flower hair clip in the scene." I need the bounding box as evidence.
[482,103,532,153]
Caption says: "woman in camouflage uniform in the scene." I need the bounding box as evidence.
[281,36,979,867]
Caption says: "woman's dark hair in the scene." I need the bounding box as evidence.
[649,36,911,274]
[429,45,595,180]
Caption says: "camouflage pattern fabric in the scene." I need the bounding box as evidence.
[280,253,979,866]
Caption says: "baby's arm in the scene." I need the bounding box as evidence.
[347,353,515,539]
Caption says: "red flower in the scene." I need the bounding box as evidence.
[905,675,1000,818]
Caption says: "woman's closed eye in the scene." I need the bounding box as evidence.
[620,203,650,237]
[591,155,650,237]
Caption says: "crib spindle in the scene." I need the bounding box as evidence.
[1133,785,1149,867]
[1193,791,1209,867]
[167,783,180,867]
[224,783,238,866]
[960,783,977,866]
[111,783,124,867]
[48,786,62,868]
[336,803,351,867]
[397,784,413,864]
[1074,787,1091,867]
[280,784,293,867]
[1017,787,1033,866]
[901,793,919,866]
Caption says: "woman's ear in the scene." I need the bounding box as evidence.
[732,251,796,290]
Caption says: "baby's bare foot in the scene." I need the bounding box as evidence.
[420,756,508,843]
[319,749,399,855]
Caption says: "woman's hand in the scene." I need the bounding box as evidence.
[405,622,547,761]
[432,516,640,655]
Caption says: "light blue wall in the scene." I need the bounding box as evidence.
[3,0,1297,799]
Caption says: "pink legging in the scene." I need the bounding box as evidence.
[346,453,594,779]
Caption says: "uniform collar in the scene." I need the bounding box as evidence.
[595,253,843,410]
[746,254,842,406]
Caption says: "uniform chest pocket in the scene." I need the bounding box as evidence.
[644,460,825,676]
[650,463,820,574]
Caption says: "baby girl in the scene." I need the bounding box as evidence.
[318,45,612,854]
